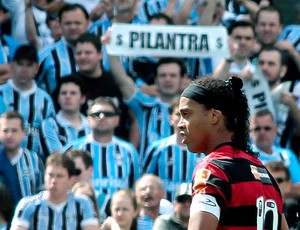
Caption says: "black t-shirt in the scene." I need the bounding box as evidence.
[76,71,130,141]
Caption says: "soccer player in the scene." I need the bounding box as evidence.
[64,96,141,197]
[0,45,55,158]
[0,111,44,204]
[10,153,99,230]
[40,76,91,156]
[177,76,288,229]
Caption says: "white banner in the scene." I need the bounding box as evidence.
[106,23,230,58]
[243,68,276,119]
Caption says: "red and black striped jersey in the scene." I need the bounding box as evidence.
[192,144,284,230]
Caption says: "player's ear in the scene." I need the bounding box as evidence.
[211,108,222,124]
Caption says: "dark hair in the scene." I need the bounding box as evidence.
[149,12,174,25]
[227,20,255,36]
[66,149,93,169]
[265,161,290,181]
[87,96,120,115]
[58,3,89,21]
[56,75,87,96]
[52,75,87,112]
[258,46,287,66]
[189,76,253,155]
[76,33,102,52]
[46,153,79,177]
[156,57,187,78]
[0,184,14,226]
[13,45,38,63]
[256,6,282,24]
[0,111,25,130]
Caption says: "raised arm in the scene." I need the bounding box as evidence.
[198,0,218,26]
[173,0,197,25]
[102,31,136,100]
[25,0,40,50]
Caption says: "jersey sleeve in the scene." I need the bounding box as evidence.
[11,197,35,229]
[192,161,231,209]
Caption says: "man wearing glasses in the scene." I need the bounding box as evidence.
[250,108,300,198]
[63,96,141,198]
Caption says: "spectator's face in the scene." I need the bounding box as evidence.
[88,103,119,135]
[178,97,213,154]
[0,118,25,152]
[256,11,282,46]
[45,164,73,200]
[258,50,285,87]
[12,60,38,86]
[58,82,86,113]
[73,157,93,183]
[75,42,102,73]
[136,176,164,209]
[250,114,277,151]
[174,195,192,220]
[155,63,182,98]
[60,9,89,44]
[111,194,138,229]
[230,26,255,59]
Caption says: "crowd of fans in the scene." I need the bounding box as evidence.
[0,0,300,229]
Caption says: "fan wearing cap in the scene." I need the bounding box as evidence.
[10,153,99,230]
[153,183,192,230]
[177,76,288,229]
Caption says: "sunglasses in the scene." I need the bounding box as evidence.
[89,111,117,118]
[252,126,273,132]
[275,177,287,184]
